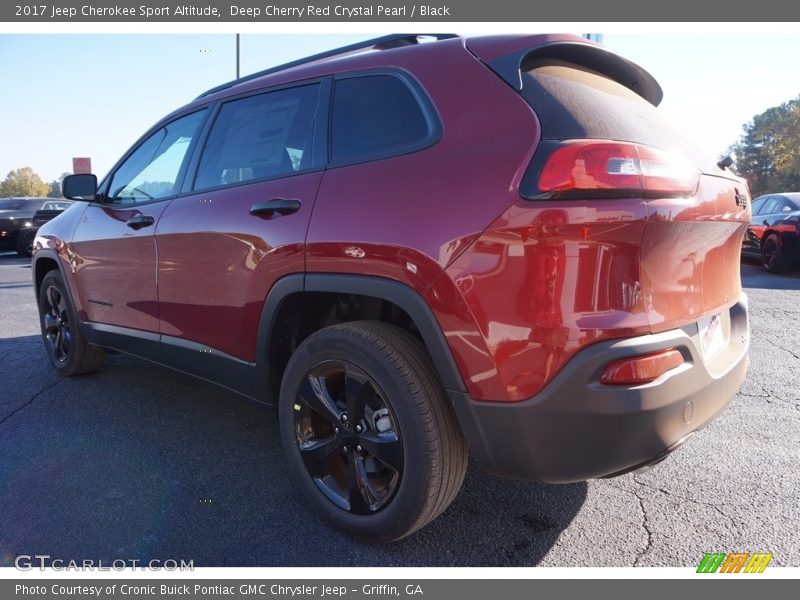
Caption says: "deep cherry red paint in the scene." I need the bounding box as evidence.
[35,34,752,404]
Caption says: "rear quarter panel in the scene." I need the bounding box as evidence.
[438,175,750,402]
[306,40,540,312]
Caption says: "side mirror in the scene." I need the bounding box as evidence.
[62,174,98,201]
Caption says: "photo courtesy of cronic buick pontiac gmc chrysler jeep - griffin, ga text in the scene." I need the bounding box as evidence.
[32,34,751,541]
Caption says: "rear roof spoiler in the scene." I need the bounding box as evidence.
[484,41,663,106]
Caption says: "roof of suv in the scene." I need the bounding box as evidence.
[170,33,662,125]
[196,34,460,99]
[192,33,607,103]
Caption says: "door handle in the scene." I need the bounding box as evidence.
[126,215,155,230]
[249,198,302,217]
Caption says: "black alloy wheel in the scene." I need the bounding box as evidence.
[38,270,106,375]
[279,321,467,541]
[293,360,403,515]
[42,283,71,363]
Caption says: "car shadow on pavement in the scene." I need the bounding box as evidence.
[0,251,31,263]
[382,467,587,567]
[0,334,586,568]
[740,259,800,290]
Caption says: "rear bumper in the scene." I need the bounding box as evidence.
[450,295,750,483]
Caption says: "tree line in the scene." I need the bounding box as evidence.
[0,167,70,198]
[729,94,800,197]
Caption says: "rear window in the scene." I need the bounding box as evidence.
[331,74,430,164]
[521,59,706,162]
[0,199,43,211]
[0,199,25,210]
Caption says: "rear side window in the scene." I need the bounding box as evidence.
[331,74,430,164]
[194,84,321,191]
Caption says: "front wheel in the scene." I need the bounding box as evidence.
[279,321,467,542]
[38,270,106,376]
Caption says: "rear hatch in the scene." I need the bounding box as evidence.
[471,37,751,333]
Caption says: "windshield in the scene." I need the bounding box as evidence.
[42,200,72,211]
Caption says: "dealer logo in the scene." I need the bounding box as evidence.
[696,552,773,573]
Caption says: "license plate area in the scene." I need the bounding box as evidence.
[697,312,727,362]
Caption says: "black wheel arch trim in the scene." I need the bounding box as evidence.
[253,274,305,402]
[32,248,68,299]
[253,273,467,404]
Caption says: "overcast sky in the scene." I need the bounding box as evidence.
[1,32,799,182]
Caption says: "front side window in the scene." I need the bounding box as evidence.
[193,84,321,191]
[331,74,431,164]
[108,110,206,204]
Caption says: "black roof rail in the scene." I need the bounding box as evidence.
[195,33,459,100]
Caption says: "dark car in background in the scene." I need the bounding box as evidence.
[742,192,800,273]
[0,197,73,257]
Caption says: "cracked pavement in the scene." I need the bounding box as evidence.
[0,253,797,567]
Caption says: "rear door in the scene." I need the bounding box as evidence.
[155,81,328,387]
[69,109,207,334]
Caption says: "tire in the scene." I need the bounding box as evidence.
[38,270,106,376]
[279,321,468,542]
[16,229,36,257]
[761,233,787,273]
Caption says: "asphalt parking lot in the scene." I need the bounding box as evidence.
[0,252,798,567]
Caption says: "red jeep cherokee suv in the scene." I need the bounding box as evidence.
[33,34,751,541]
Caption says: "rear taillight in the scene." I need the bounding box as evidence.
[538,141,699,197]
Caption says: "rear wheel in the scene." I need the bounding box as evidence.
[761,233,787,273]
[279,321,467,542]
[16,229,35,257]
[38,270,106,376]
